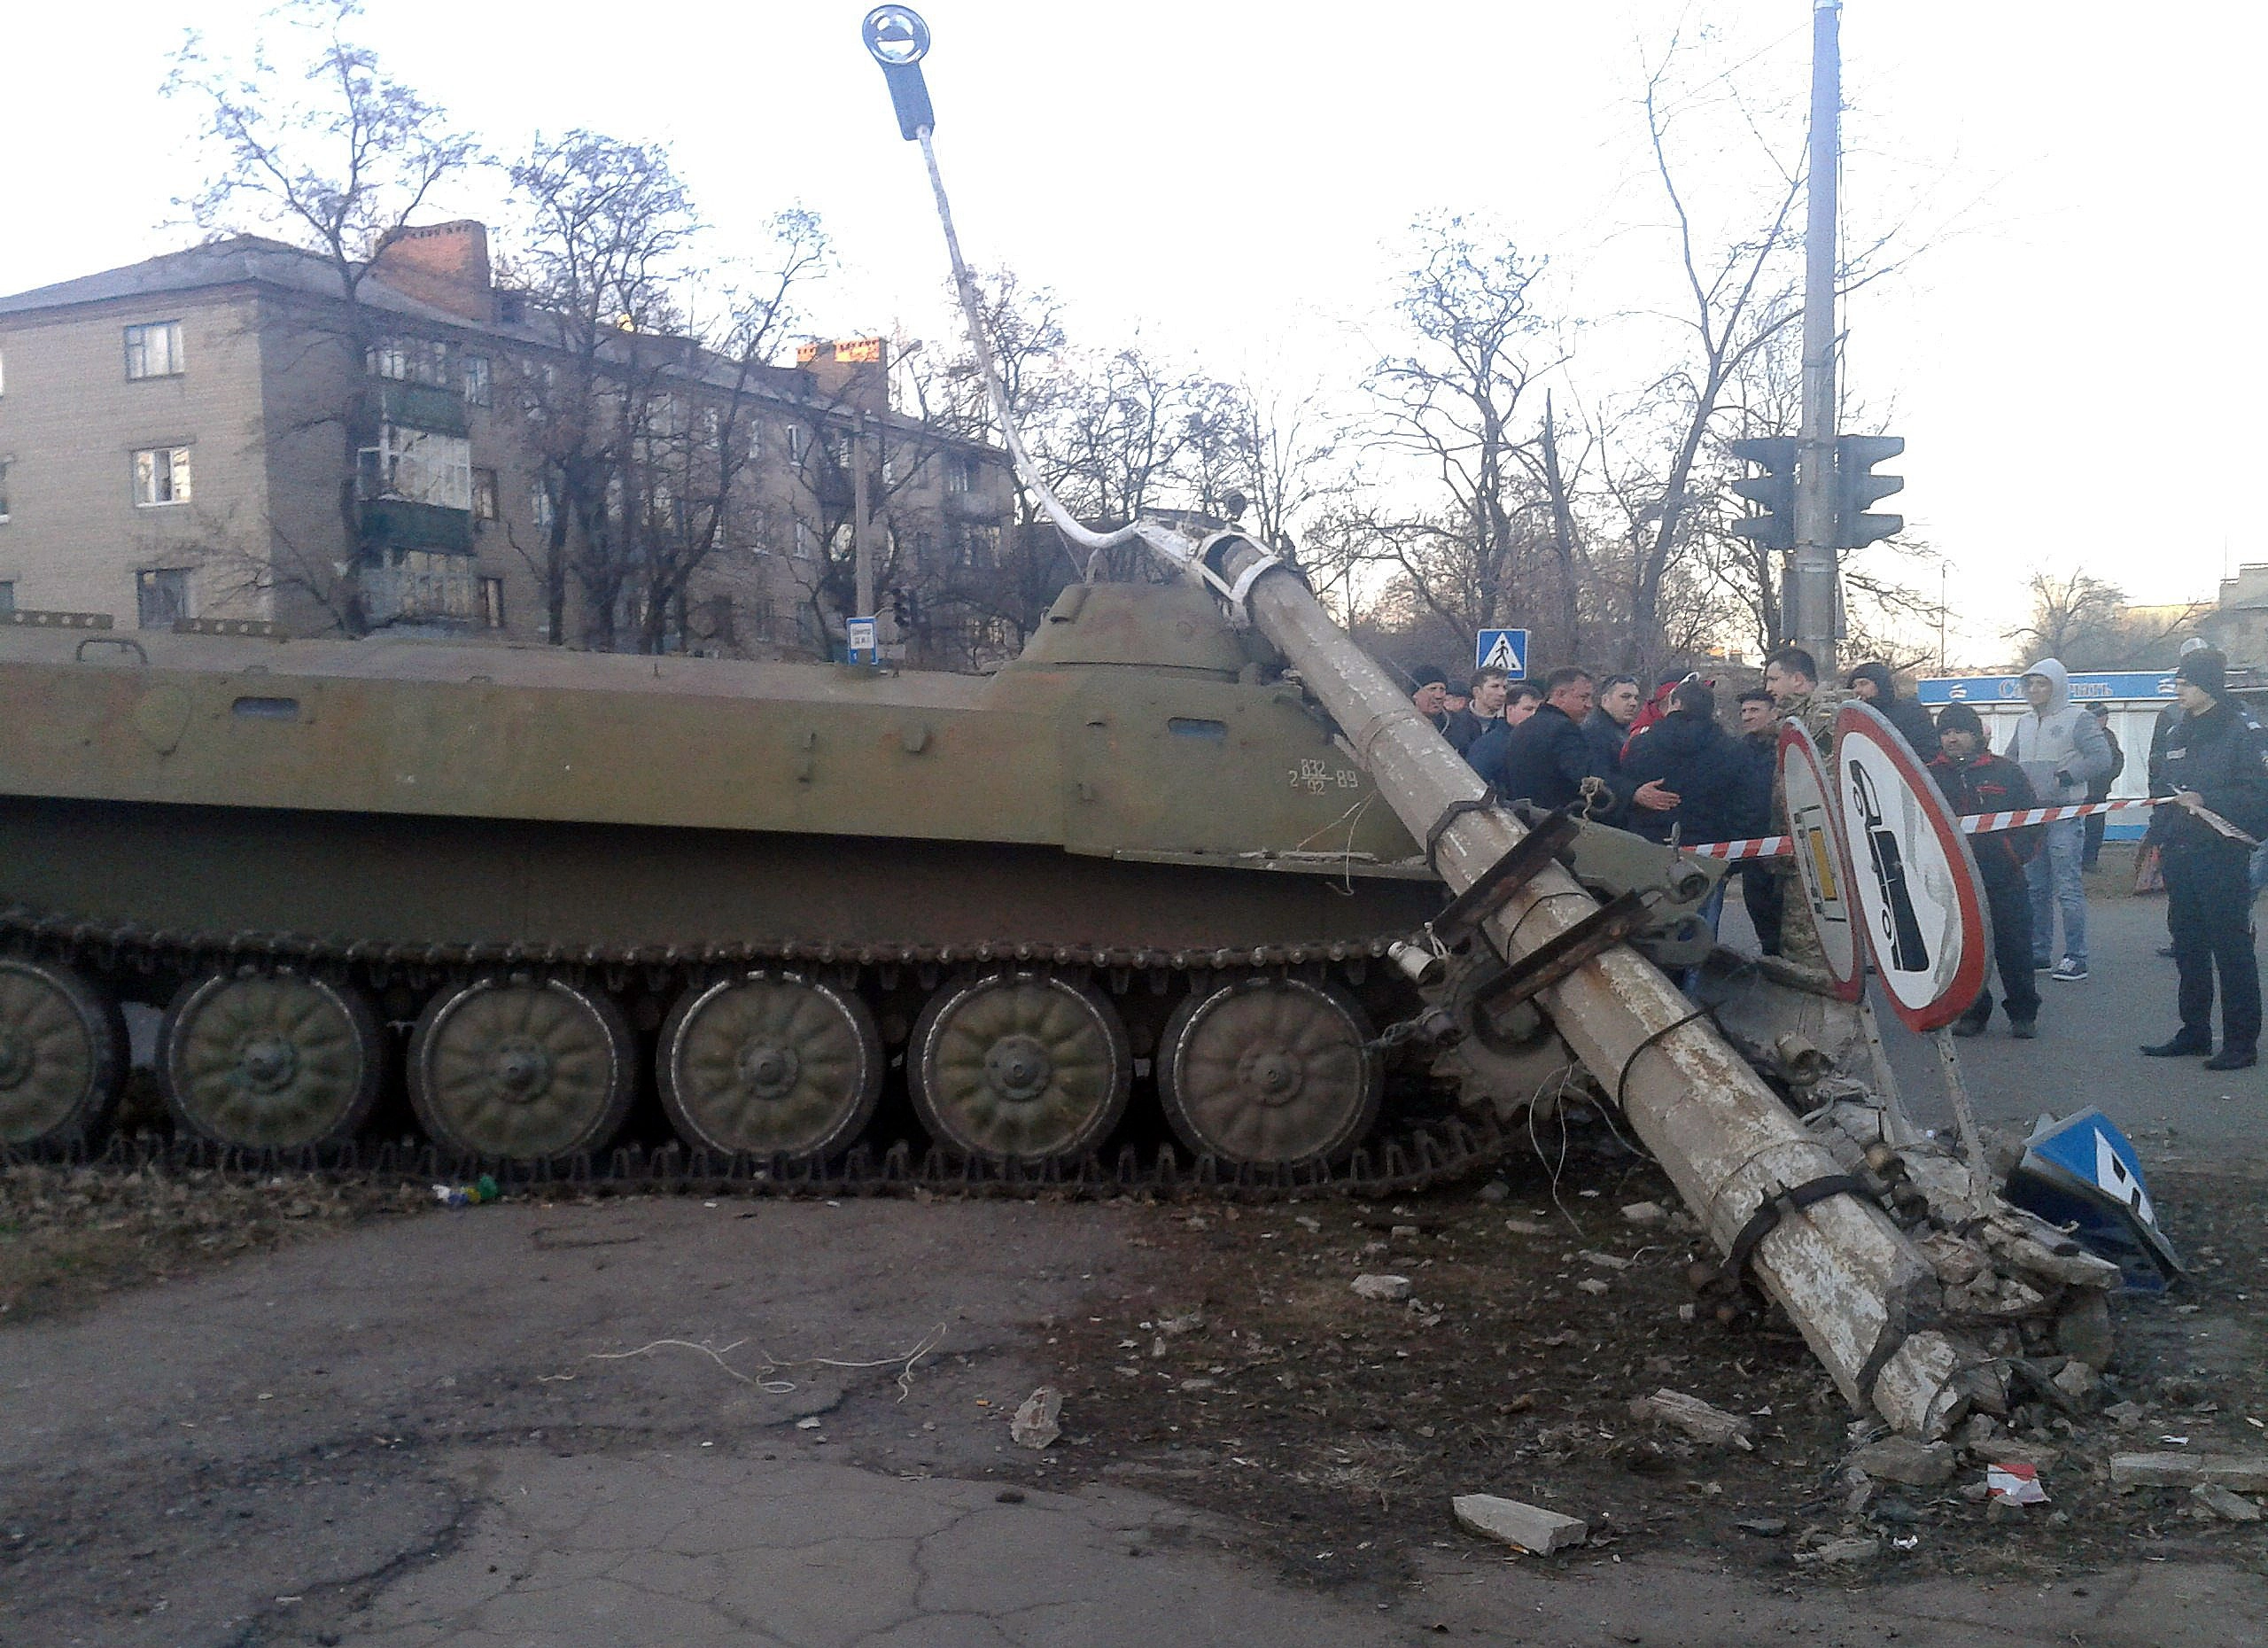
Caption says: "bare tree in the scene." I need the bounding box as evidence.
[167,0,480,633]
[2013,571,2209,670]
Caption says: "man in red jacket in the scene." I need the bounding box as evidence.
[1930,703,2043,1038]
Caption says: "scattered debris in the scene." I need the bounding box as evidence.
[2109,1453,2268,1492]
[2191,1484,2264,1523]
[1851,1436,1957,1488]
[1351,1274,1413,1303]
[1503,1219,1551,1236]
[1619,1201,1666,1225]
[795,1417,822,1431]
[1577,1278,1612,1297]
[1477,1181,1511,1204]
[1798,1536,1880,1566]
[431,1175,501,1208]
[1011,1387,1063,1450]
[1630,1389,1754,1450]
[1451,1494,1588,1556]
[1578,1251,1632,1271]
[1735,1517,1789,1537]
[1986,1464,2049,1505]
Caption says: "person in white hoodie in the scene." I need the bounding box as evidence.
[2004,657,2115,981]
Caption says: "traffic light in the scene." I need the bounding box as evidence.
[1835,434,1904,549]
[1728,436,1797,553]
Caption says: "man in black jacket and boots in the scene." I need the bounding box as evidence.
[1930,704,2042,1038]
[2142,649,2268,1070]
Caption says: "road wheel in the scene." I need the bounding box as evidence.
[0,959,127,1149]
[161,970,383,1151]
[659,972,882,1162]
[409,976,633,1162]
[1158,977,1380,1169]
[910,971,1130,1166]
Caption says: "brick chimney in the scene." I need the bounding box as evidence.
[794,337,890,416]
[373,221,493,322]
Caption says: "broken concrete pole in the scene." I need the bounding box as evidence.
[2111,1453,2268,1492]
[1350,1273,1412,1302]
[1850,1435,1956,1487]
[1451,1494,1588,1555]
[1221,538,1986,1439]
[1631,1389,1753,1450]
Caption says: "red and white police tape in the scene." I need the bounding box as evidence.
[1685,797,2161,861]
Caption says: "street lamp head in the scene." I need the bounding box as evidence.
[863,6,930,66]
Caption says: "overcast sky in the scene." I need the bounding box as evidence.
[8,1,2259,669]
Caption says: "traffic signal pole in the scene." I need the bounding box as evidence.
[1792,0,1843,675]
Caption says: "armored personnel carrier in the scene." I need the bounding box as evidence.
[0,587,1720,1173]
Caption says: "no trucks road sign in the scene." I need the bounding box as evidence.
[1474,629,1528,678]
[1833,700,1989,1033]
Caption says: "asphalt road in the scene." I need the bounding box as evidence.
[1724,871,2265,1170]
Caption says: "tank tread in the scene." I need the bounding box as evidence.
[4,1115,1503,1202]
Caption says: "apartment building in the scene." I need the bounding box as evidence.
[0,222,1025,660]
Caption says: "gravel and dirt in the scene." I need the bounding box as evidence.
[3,1127,2264,1645]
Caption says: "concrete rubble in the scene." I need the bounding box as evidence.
[1850,1435,1958,1487]
[1010,1387,1062,1450]
[1631,1389,1753,1450]
[2110,1452,2268,1492]
[2192,1484,2264,1523]
[1451,1494,1588,1556]
[1350,1274,1412,1302]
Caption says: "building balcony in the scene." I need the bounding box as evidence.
[362,553,478,627]
[359,497,473,554]
[377,380,469,438]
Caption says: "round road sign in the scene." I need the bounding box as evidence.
[1777,721,1866,1003]
[863,6,931,65]
[1832,700,1988,1032]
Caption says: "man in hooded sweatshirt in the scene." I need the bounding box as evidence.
[2004,657,2114,982]
[2141,648,2268,1070]
[1845,662,1940,761]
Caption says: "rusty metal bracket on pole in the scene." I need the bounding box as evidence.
[1466,889,1651,1012]
[1428,808,1581,944]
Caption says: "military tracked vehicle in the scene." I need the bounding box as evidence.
[0,589,1720,1175]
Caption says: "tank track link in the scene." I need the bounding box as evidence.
[5,1115,1505,1203]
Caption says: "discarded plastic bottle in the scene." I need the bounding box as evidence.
[431,1174,501,1208]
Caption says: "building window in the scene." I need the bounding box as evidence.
[914,530,936,571]
[530,478,556,530]
[945,454,976,494]
[786,424,805,463]
[366,338,449,386]
[124,322,185,380]
[132,446,192,507]
[471,467,499,522]
[136,568,192,628]
[793,519,815,559]
[356,426,470,510]
[480,577,505,630]
[0,457,11,522]
[956,523,1000,568]
[0,581,13,614]
[365,549,477,624]
[460,354,492,407]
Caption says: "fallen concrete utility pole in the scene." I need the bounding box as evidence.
[1200,533,1969,1437]
[874,12,1989,1439]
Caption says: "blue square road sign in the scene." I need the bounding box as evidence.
[1474,629,1528,679]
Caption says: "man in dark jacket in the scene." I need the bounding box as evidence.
[1733,688,1783,956]
[2081,703,2124,869]
[1444,666,1509,755]
[1410,665,1452,735]
[1845,662,1940,761]
[1621,680,1745,846]
[1930,704,2042,1038]
[1582,674,1642,774]
[2141,649,2268,1070]
[1472,666,1678,820]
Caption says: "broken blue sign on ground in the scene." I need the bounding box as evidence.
[2003,1108,2184,1290]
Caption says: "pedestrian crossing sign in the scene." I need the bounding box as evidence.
[1474,628,1528,678]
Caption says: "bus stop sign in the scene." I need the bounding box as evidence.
[1832,700,1988,1032]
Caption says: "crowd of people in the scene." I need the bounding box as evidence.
[1408,639,2268,1069]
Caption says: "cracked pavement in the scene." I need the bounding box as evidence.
[4,1195,2263,1645]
